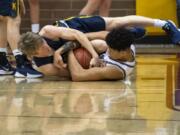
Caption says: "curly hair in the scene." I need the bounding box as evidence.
[18,32,43,57]
[105,27,134,51]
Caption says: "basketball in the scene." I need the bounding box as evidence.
[73,48,92,69]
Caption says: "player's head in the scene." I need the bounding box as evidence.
[105,27,134,51]
[18,32,51,58]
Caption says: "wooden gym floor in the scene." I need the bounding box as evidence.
[0,45,180,135]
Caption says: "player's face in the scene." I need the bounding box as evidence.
[107,47,128,61]
[34,39,53,57]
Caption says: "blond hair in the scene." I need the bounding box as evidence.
[18,32,43,57]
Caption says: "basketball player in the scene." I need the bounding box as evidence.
[68,27,135,81]
[0,0,43,78]
[18,15,180,77]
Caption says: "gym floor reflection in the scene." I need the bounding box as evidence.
[0,54,180,135]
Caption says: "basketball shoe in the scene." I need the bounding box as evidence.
[14,55,43,78]
[0,52,15,75]
[163,20,180,45]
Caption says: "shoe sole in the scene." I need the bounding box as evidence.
[26,73,43,79]
[14,72,43,78]
[14,72,26,78]
[0,70,14,75]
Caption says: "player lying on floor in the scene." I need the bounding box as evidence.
[18,28,140,79]
[18,15,180,78]
[68,27,135,81]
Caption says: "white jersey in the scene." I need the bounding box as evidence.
[100,45,136,79]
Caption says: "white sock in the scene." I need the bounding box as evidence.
[154,19,167,28]
[31,24,40,33]
[0,48,7,54]
[12,49,23,56]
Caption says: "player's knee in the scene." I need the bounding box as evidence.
[8,16,21,26]
[42,25,52,32]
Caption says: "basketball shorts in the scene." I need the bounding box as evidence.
[0,0,19,17]
[54,15,106,33]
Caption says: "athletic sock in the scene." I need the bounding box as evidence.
[31,24,40,33]
[12,49,23,56]
[0,48,7,54]
[12,49,25,68]
[154,19,167,28]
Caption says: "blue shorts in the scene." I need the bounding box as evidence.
[0,0,19,17]
[55,15,106,33]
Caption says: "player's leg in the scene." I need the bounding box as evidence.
[28,0,40,33]
[6,15,21,51]
[7,15,43,78]
[103,15,180,44]
[79,0,101,15]
[99,0,112,17]
[102,15,163,30]
[0,17,15,75]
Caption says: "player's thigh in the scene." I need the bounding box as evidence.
[7,15,21,30]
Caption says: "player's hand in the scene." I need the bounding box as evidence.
[89,58,105,68]
[54,52,67,69]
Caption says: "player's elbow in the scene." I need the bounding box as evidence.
[71,75,80,82]
[71,72,82,82]
[40,25,52,36]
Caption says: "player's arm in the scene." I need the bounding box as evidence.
[36,63,70,78]
[53,41,80,68]
[85,31,109,40]
[40,25,99,68]
[68,51,124,81]
[40,25,98,57]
